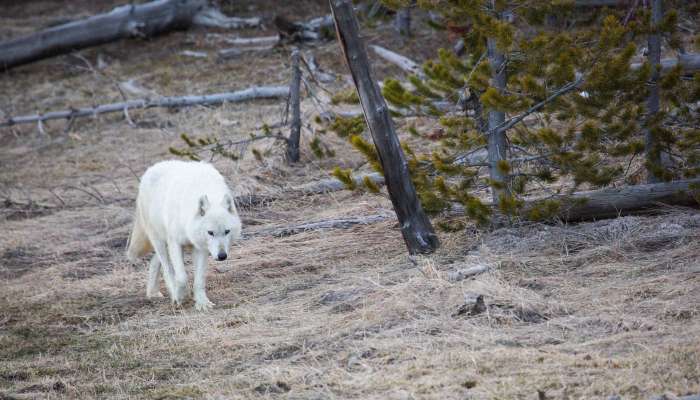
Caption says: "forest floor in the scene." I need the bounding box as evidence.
[1,1,699,399]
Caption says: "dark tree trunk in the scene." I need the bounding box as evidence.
[0,0,206,71]
[644,0,663,183]
[329,0,439,255]
[394,6,411,36]
[286,49,302,163]
[486,5,510,204]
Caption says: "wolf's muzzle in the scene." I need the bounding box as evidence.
[217,252,227,261]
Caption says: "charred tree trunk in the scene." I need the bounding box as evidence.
[644,0,663,183]
[0,0,207,71]
[286,49,302,163]
[486,5,510,205]
[330,0,439,255]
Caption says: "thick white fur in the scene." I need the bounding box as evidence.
[126,160,242,311]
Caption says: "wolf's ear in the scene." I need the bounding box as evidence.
[222,193,236,214]
[198,195,210,217]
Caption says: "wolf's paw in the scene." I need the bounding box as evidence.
[194,298,215,312]
[146,290,164,299]
[172,284,188,304]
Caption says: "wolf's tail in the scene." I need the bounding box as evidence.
[126,203,151,262]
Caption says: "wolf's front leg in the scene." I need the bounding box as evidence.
[167,240,188,305]
[146,255,164,298]
[193,248,214,311]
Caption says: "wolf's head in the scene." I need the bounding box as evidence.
[194,193,242,261]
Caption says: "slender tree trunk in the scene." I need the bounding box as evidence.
[644,0,663,183]
[286,49,302,163]
[330,0,439,255]
[394,4,411,36]
[486,7,510,204]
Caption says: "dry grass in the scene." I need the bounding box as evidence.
[1,1,700,399]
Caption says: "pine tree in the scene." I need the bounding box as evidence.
[333,0,700,224]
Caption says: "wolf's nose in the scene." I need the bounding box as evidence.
[217,252,227,261]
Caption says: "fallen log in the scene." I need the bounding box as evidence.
[303,52,336,83]
[0,0,260,71]
[331,0,439,255]
[273,14,334,42]
[450,178,700,222]
[191,7,260,29]
[369,45,425,78]
[630,52,700,75]
[0,86,289,128]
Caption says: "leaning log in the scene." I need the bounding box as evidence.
[0,0,207,71]
[0,86,289,128]
[330,0,439,255]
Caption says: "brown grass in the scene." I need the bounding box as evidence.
[1,1,700,399]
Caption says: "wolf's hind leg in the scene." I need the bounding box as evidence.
[152,239,177,303]
[146,255,163,298]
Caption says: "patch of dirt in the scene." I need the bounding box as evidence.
[0,246,51,279]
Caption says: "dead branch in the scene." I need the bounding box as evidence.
[218,46,276,59]
[223,35,280,46]
[302,52,336,83]
[369,45,425,78]
[180,50,208,58]
[447,265,490,282]
[192,7,261,29]
[0,86,289,128]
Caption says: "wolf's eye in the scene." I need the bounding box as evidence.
[225,229,231,235]
[207,231,214,236]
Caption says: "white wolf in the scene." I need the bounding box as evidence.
[126,160,242,311]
